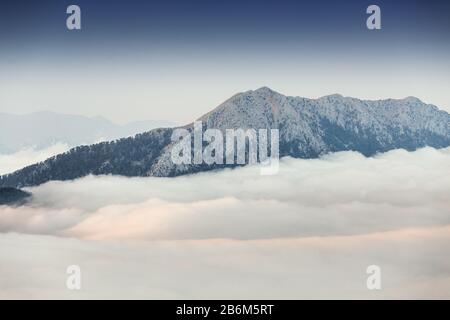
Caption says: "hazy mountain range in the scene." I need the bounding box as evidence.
[1,87,449,188]
[0,111,177,154]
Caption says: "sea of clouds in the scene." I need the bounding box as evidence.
[0,147,449,299]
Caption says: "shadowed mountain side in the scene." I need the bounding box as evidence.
[0,129,173,188]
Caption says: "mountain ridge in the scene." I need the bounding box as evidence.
[1,87,449,188]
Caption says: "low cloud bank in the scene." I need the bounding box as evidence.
[0,147,449,298]
[0,226,449,299]
[0,146,448,240]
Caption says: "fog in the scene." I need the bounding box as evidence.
[0,144,69,175]
[0,147,449,298]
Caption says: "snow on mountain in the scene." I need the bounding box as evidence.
[1,87,449,187]
[149,87,450,176]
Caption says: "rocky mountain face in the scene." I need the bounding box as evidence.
[1,87,449,187]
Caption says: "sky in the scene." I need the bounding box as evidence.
[0,0,449,124]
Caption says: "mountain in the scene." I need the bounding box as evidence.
[1,87,449,188]
[0,111,177,154]
[0,187,31,205]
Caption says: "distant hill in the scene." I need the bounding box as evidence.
[1,87,449,188]
[0,111,177,154]
[0,187,31,205]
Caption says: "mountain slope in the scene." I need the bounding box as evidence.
[0,128,173,188]
[1,87,449,187]
[149,87,450,176]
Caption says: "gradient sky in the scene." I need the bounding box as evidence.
[0,0,449,123]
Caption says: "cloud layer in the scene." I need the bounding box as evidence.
[0,143,69,175]
[0,147,449,298]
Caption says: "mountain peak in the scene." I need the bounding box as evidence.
[319,93,344,100]
[402,96,423,104]
[253,86,280,96]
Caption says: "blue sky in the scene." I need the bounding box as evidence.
[0,0,449,123]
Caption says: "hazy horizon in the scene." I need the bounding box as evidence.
[1,0,450,124]
[1,88,449,125]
